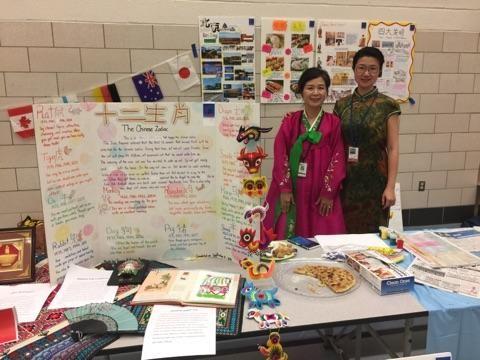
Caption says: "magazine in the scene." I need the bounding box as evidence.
[131,269,241,308]
[401,231,480,268]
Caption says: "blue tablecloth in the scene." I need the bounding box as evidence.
[397,233,480,360]
[412,285,480,360]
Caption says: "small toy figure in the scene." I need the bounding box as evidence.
[237,146,268,174]
[258,331,288,360]
[247,310,289,329]
[241,281,280,309]
[239,258,275,280]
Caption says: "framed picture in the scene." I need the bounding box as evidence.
[0,227,35,285]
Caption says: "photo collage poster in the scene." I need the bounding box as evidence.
[367,21,416,101]
[33,102,260,283]
[316,20,368,103]
[260,17,316,104]
[199,16,256,102]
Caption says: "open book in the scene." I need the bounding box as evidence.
[131,269,241,308]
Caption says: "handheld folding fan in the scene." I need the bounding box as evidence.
[64,303,139,334]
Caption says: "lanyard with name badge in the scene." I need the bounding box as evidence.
[298,109,323,177]
[348,92,377,163]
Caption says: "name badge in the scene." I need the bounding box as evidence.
[298,162,307,177]
[348,146,359,163]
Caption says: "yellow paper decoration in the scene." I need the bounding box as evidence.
[291,21,306,33]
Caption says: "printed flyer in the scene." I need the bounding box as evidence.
[199,16,256,102]
[33,102,260,283]
[315,19,368,103]
[366,21,415,101]
[260,17,316,103]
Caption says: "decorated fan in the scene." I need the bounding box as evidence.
[64,303,139,334]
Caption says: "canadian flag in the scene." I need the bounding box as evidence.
[8,105,34,138]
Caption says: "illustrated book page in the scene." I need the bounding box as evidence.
[132,269,240,307]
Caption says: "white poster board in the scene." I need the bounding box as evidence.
[260,17,316,103]
[315,19,368,103]
[199,16,256,102]
[367,21,415,102]
[34,102,260,283]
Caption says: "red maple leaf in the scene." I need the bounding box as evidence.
[19,115,31,128]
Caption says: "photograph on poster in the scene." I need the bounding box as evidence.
[291,34,310,48]
[241,53,254,63]
[291,57,309,72]
[242,83,255,99]
[234,68,254,81]
[201,46,222,59]
[223,83,243,98]
[335,51,348,66]
[203,77,222,90]
[204,93,224,101]
[266,56,285,71]
[223,53,242,65]
[265,33,285,49]
[202,62,223,75]
[219,31,241,45]
[265,80,284,94]
[325,31,335,45]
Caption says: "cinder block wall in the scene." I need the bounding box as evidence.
[0,22,479,227]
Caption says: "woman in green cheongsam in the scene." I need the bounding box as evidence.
[334,47,400,234]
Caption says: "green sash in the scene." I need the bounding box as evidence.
[276,110,323,238]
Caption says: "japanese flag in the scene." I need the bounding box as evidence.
[8,105,34,138]
[167,53,200,91]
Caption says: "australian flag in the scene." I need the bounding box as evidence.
[132,70,164,102]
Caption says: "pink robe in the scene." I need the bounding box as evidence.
[264,110,346,237]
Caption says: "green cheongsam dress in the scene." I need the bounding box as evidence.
[334,87,401,234]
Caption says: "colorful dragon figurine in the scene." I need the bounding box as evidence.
[241,281,280,309]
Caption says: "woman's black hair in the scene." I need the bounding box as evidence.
[297,67,331,94]
[352,46,384,76]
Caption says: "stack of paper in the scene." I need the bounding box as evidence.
[314,233,388,252]
[141,305,216,360]
[0,283,53,323]
[49,265,118,310]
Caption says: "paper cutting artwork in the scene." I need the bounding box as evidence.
[366,21,415,101]
[199,16,256,102]
[316,19,369,103]
[261,17,316,103]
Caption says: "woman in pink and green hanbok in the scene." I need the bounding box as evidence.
[264,68,346,239]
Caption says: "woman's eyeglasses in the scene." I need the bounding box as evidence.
[355,65,379,74]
